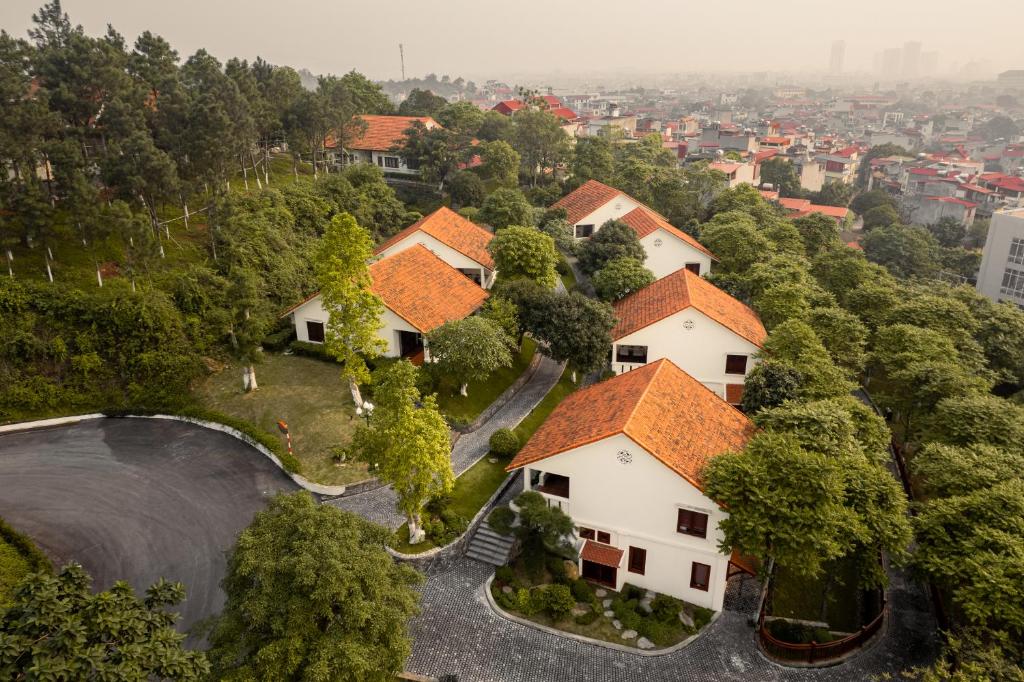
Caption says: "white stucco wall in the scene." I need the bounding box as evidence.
[289,295,419,358]
[638,229,713,279]
[376,233,495,288]
[524,433,730,611]
[572,194,643,236]
[612,309,761,399]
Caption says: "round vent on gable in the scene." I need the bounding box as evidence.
[653,237,663,247]
[682,319,695,330]
[616,450,633,465]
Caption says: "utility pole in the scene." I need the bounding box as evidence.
[399,43,405,81]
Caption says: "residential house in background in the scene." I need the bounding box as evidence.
[909,196,977,228]
[816,145,861,184]
[374,207,497,288]
[283,244,488,362]
[610,268,767,406]
[708,161,759,188]
[617,207,717,278]
[976,207,1024,308]
[552,179,646,239]
[507,359,756,611]
[325,115,439,176]
[776,197,851,226]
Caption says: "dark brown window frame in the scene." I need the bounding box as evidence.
[677,509,708,538]
[597,530,611,544]
[725,354,748,375]
[305,320,325,344]
[628,546,647,575]
[690,562,711,591]
[579,527,595,540]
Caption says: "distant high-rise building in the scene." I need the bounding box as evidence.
[902,41,922,78]
[829,41,845,74]
[882,48,902,78]
[998,70,1024,90]
[921,51,939,77]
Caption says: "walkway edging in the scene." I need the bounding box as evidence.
[482,575,721,658]
[0,413,347,497]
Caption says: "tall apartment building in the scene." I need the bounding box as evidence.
[829,41,845,75]
[977,208,1024,308]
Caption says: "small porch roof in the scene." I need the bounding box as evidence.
[580,540,624,568]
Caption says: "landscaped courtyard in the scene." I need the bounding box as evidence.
[196,353,368,486]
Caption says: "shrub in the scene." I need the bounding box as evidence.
[574,609,599,626]
[545,584,576,621]
[651,594,683,622]
[0,517,51,576]
[571,578,594,603]
[621,583,645,601]
[612,599,642,631]
[261,326,295,352]
[426,495,451,516]
[638,619,676,646]
[516,587,536,615]
[523,546,545,582]
[289,340,337,363]
[692,606,714,630]
[488,428,520,458]
[546,555,569,585]
[495,565,515,585]
[494,584,517,610]
[766,618,830,644]
[488,506,516,535]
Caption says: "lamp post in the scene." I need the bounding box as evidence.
[355,400,375,426]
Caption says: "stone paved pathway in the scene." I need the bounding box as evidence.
[405,558,938,682]
[327,354,564,531]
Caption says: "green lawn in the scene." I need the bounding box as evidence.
[0,538,32,608]
[391,456,511,554]
[434,338,537,426]
[196,353,368,486]
[513,368,578,444]
[770,559,863,633]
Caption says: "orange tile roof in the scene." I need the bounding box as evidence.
[375,207,495,269]
[611,268,766,347]
[369,244,488,332]
[508,360,756,490]
[580,541,624,568]
[551,179,623,225]
[618,207,717,261]
[328,115,439,151]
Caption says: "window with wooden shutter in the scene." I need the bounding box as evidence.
[725,354,748,375]
[677,509,708,538]
[579,527,595,540]
[690,562,711,591]
[305,321,325,344]
[597,530,611,544]
[628,546,646,575]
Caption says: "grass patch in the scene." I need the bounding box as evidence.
[0,517,51,608]
[770,558,863,633]
[434,338,537,426]
[196,353,367,486]
[390,456,511,554]
[513,368,577,445]
[558,255,577,291]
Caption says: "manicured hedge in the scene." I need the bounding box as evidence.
[261,326,296,352]
[103,407,302,474]
[0,516,52,575]
[290,341,338,363]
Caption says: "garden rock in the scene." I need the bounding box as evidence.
[637,637,656,650]
[612,619,622,630]
[645,590,656,600]
[562,560,579,580]
[595,588,607,598]
[603,610,614,618]
[679,610,695,628]
[639,599,653,613]
[621,629,637,640]
[570,605,589,617]
[502,586,513,595]
[602,598,612,608]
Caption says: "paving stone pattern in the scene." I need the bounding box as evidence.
[405,558,939,682]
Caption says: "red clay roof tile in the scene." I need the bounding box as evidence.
[375,207,495,269]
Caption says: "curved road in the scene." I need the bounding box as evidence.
[0,418,298,645]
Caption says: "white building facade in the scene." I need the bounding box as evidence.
[977,207,1024,308]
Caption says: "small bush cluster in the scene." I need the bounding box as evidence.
[488,428,520,458]
[419,495,469,546]
[767,618,833,645]
[289,340,338,363]
[261,326,296,352]
[487,506,516,535]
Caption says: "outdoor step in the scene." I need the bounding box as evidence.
[473,530,514,548]
[475,526,514,545]
[465,547,510,565]
[469,538,513,557]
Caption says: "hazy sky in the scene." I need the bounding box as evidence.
[2,0,1023,81]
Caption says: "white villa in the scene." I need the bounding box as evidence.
[610,268,767,406]
[507,359,756,611]
[375,207,496,288]
[282,244,488,362]
[325,115,440,176]
[551,179,717,278]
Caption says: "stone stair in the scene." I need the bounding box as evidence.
[465,523,515,566]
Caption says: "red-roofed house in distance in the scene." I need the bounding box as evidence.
[507,359,756,610]
[374,207,497,288]
[610,268,767,405]
[552,180,718,277]
[325,115,440,177]
[777,197,851,226]
[910,196,978,228]
[816,145,861,185]
[282,244,488,362]
[492,100,526,116]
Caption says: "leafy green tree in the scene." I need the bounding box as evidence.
[969,297,1024,385]
[480,295,520,345]
[397,88,447,116]
[911,443,1023,498]
[226,267,271,392]
[975,115,1020,141]
[576,220,645,275]
[752,281,814,330]
[761,319,854,400]
[427,317,513,395]
[207,492,421,681]
[592,257,655,301]
[740,360,804,414]
[512,108,571,186]
[313,213,385,400]
[1,562,209,680]
[804,307,868,377]
[476,110,514,142]
[488,226,558,288]
[571,136,615,185]
[353,361,453,543]
[479,140,520,187]
[924,394,1024,449]
[490,278,556,338]
[478,187,533,230]
[856,144,908,186]
[699,212,774,274]
[708,184,778,223]
[532,292,615,379]
[704,432,856,579]
[514,491,576,558]
[448,169,485,208]
[397,121,461,190]
[809,247,877,306]
[862,204,900,231]
[863,223,941,278]
[850,188,897,216]
[793,213,841,257]
[812,181,855,208]
[758,157,804,198]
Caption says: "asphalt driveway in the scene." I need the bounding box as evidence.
[0,418,298,644]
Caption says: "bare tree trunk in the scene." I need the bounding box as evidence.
[249,151,263,190]
[348,376,363,406]
[247,365,258,391]
[240,156,249,190]
[460,382,468,396]
[45,256,53,283]
[408,512,426,545]
[264,146,271,185]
